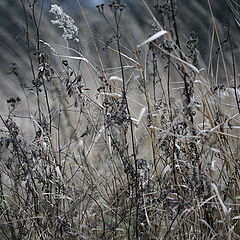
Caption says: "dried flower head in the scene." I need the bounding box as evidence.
[49,4,79,42]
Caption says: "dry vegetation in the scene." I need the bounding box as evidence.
[0,0,240,239]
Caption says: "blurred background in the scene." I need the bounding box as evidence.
[0,0,239,105]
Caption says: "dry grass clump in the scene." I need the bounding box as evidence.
[0,0,239,239]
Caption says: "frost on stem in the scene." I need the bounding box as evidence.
[49,4,79,42]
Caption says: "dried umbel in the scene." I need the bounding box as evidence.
[49,4,79,42]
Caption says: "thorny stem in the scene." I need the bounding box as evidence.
[114,7,139,239]
[151,50,157,171]
[20,0,42,122]
[32,1,53,135]
[170,0,194,124]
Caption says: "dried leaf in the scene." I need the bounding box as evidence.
[137,30,168,48]
[211,183,230,216]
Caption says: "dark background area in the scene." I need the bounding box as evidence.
[0,0,239,85]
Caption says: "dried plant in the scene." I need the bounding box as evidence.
[0,0,239,239]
